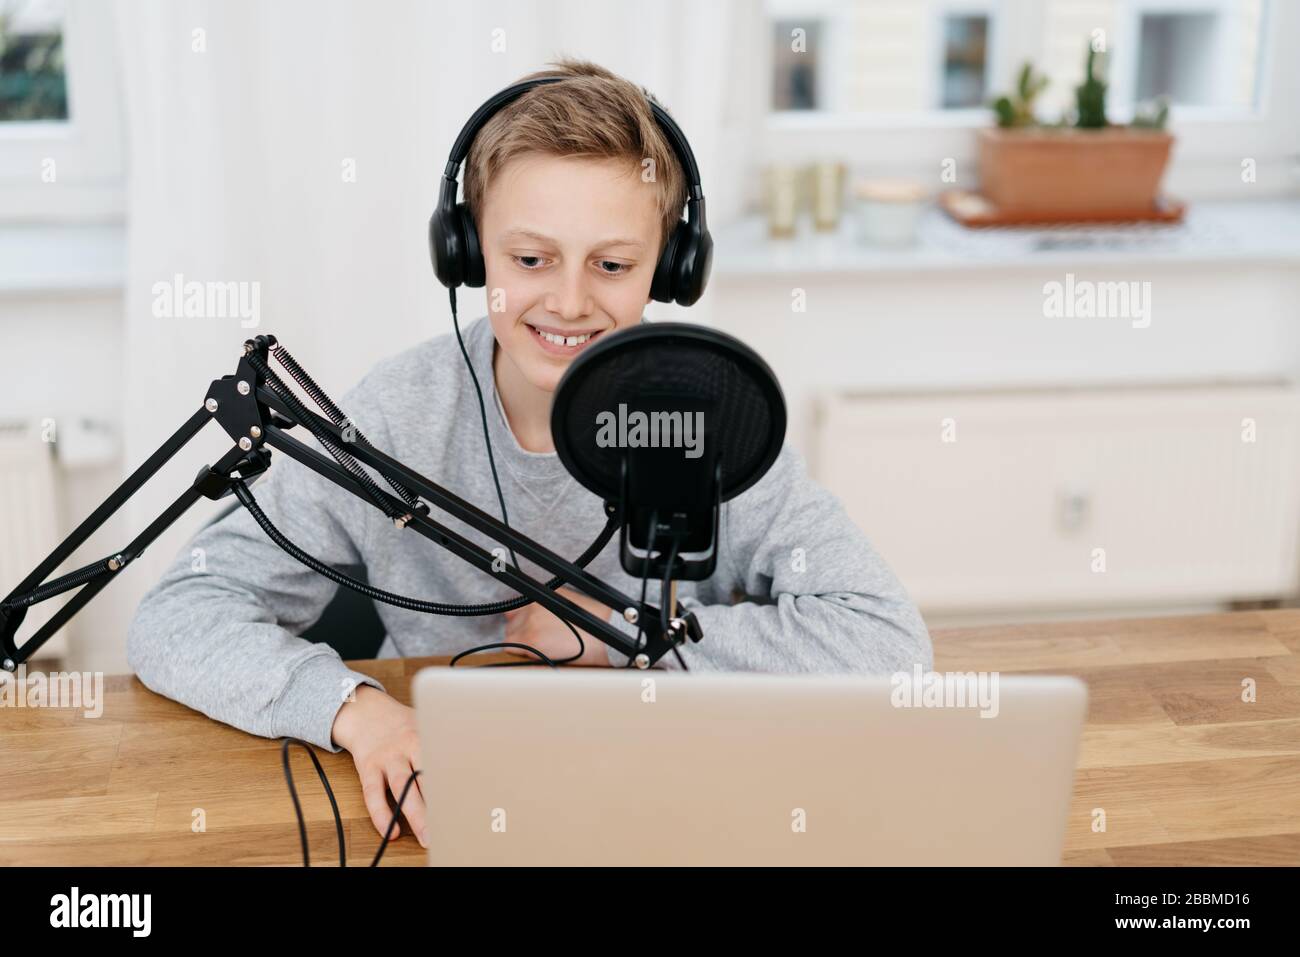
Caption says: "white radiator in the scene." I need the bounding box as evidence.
[813,382,1300,615]
[0,420,68,660]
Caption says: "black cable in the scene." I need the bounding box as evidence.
[659,534,689,671]
[271,299,683,863]
[370,767,422,866]
[449,289,518,569]
[233,478,616,619]
[448,641,560,668]
[277,528,675,866]
[660,537,677,635]
[281,737,421,867]
[281,738,346,867]
[240,307,622,659]
[622,510,687,671]
[671,637,688,669]
[623,509,658,668]
[445,287,586,668]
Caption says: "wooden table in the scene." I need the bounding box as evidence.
[2,610,1298,866]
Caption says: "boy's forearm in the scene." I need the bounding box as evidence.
[603,590,930,670]
[673,592,931,673]
[128,589,386,751]
[599,592,931,673]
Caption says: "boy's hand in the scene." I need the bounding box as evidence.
[502,587,613,666]
[330,685,427,848]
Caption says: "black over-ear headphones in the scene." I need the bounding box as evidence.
[429,76,712,307]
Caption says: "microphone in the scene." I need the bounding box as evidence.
[550,322,786,583]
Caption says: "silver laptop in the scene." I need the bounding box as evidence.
[413,667,1087,866]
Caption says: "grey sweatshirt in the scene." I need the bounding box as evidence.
[127,315,932,753]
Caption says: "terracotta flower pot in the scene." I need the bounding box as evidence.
[977,127,1174,218]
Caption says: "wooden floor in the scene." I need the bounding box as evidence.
[1,609,1298,866]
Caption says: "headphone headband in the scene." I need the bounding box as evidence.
[430,73,712,306]
[444,76,703,193]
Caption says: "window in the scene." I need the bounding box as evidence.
[942,14,991,108]
[759,0,1293,192]
[1136,14,1218,105]
[766,0,1002,115]
[1037,0,1268,121]
[0,0,122,222]
[765,0,1271,120]
[772,18,823,110]
[0,0,69,122]
[1125,1,1267,112]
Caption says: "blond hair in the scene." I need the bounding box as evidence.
[462,58,687,253]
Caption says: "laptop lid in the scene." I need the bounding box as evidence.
[414,668,1086,866]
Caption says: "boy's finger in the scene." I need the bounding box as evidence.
[408,760,430,850]
[359,766,397,841]
[387,760,427,848]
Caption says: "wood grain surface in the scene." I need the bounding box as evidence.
[2,610,1297,866]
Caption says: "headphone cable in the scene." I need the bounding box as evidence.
[446,287,588,668]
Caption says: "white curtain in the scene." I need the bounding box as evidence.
[102,0,760,670]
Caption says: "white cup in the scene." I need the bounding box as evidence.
[854,179,927,247]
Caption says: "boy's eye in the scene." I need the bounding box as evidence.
[513,255,548,270]
[595,260,630,275]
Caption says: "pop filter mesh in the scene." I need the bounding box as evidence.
[553,327,784,502]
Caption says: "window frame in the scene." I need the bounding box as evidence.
[928,0,1001,111]
[760,0,1298,181]
[0,0,124,222]
[1111,0,1263,121]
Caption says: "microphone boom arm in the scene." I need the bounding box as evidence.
[1,335,698,671]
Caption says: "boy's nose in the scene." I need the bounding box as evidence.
[543,265,593,321]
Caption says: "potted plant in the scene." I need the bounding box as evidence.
[974,44,1175,221]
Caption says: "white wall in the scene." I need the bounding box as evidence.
[3,0,1298,670]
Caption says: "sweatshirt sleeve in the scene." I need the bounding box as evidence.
[126,379,389,752]
[604,443,933,675]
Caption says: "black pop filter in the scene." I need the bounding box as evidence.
[551,322,786,580]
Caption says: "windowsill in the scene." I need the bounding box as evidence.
[5,201,1297,294]
[0,223,125,296]
[711,198,1300,278]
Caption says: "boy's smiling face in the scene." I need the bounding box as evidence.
[479,152,661,395]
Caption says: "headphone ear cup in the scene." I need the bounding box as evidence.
[651,219,712,306]
[650,223,683,304]
[429,205,462,288]
[458,203,485,288]
[679,227,712,306]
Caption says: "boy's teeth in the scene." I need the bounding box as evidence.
[536,327,593,346]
